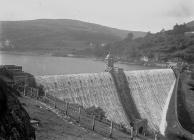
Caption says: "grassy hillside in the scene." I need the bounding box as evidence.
[19,96,109,140]
[0,19,146,54]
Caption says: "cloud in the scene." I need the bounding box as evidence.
[165,0,194,18]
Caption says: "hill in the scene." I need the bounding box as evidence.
[186,20,194,27]
[86,21,194,63]
[0,19,146,55]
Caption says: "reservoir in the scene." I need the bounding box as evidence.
[0,52,157,75]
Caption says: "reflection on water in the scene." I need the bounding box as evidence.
[0,52,156,75]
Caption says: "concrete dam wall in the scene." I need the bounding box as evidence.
[35,69,176,135]
[36,72,130,127]
[124,69,176,134]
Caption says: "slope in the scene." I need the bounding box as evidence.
[0,19,146,53]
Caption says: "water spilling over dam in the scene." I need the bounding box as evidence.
[124,69,176,134]
[35,69,176,135]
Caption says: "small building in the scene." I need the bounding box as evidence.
[0,65,22,73]
[184,31,194,36]
[0,65,28,85]
[12,72,29,83]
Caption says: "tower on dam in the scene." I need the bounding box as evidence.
[105,52,115,72]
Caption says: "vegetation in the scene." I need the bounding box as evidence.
[0,19,145,54]
[1,19,194,63]
[85,106,106,120]
[82,21,194,63]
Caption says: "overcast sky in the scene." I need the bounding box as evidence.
[0,0,194,32]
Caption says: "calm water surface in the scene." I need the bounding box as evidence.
[0,52,157,76]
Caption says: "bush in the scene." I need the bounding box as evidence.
[120,123,130,134]
[85,106,106,120]
[191,71,194,80]
[37,85,45,97]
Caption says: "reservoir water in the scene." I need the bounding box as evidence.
[0,52,157,75]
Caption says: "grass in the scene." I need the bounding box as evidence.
[182,72,194,132]
[19,96,110,140]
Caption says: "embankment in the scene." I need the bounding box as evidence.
[0,79,35,140]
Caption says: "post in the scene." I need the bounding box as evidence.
[109,121,113,138]
[154,132,158,140]
[131,127,133,139]
[36,89,39,99]
[65,102,69,116]
[78,107,81,122]
[23,86,26,96]
[45,90,47,97]
[54,100,56,108]
[92,115,95,131]
[54,82,57,109]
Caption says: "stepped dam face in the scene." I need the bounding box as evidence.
[35,69,176,135]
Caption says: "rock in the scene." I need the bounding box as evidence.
[0,79,35,140]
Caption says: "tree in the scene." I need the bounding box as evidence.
[125,33,134,41]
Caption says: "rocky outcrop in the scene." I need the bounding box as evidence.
[0,79,35,140]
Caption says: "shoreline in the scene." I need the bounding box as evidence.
[0,50,161,69]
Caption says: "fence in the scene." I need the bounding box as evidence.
[16,85,39,98]
[41,95,133,140]
[16,85,156,140]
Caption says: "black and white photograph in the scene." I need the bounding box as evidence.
[0,0,194,139]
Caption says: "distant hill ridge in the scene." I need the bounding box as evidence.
[186,20,194,27]
[0,19,146,53]
[84,20,194,62]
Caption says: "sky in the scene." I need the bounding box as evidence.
[0,0,194,32]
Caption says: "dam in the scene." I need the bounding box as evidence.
[35,68,176,135]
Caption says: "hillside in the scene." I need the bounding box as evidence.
[0,19,146,55]
[186,20,194,27]
[19,96,109,140]
[86,21,194,63]
[0,79,35,139]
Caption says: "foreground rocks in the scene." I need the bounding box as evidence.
[0,79,35,140]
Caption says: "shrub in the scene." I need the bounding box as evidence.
[119,123,129,134]
[191,71,194,80]
[85,106,106,120]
